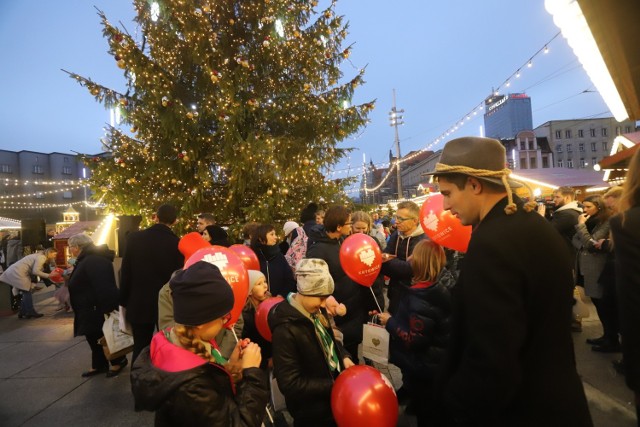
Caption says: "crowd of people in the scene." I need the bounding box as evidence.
[0,136,639,426]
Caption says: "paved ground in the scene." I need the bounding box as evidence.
[0,287,636,426]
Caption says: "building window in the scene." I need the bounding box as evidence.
[567,144,573,153]
[529,140,534,150]
[592,157,597,167]
[35,192,44,199]
[63,156,69,163]
[567,159,574,168]
[625,126,632,133]
[0,164,12,174]
[579,143,585,152]
[33,165,44,174]
[63,191,73,199]
[520,141,526,150]
[558,159,564,168]
[565,130,572,139]
[520,158,527,169]
[580,158,586,168]
[62,166,72,175]
[602,141,608,151]
[616,126,621,135]
[542,157,549,168]
[590,129,596,137]
[591,142,597,152]
[556,144,563,152]
[578,129,584,138]
[555,130,562,139]
[602,128,608,137]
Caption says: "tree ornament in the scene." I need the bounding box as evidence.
[117,59,126,69]
[171,178,177,184]
[194,8,202,16]
[202,4,210,13]
[130,126,138,133]
[113,33,124,43]
[186,111,194,119]
[281,188,289,195]
[178,153,184,159]
[267,189,273,196]
[90,87,100,96]
[303,158,310,166]
[162,96,169,107]
[229,19,235,25]
[183,155,190,162]
[263,40,270,47]
[119,98,129,106]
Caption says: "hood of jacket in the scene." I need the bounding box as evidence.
[306,224,340,247]
[131,332,212,411]
[268,297,313,332]
[398,224,425,240]
[555,201,582,214]
[77,243,115,262]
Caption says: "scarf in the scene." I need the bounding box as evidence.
[256,243,281,261]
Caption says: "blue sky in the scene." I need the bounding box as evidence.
[0,1,611,189]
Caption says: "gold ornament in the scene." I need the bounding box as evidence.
[303,158,310,166]
[281,188,289,195]
[186,112,194,119]
[202,5,210,13]
[229,19,235,25]
[171,179,177,184]
[183,155,190,161]
[267,189,273,196]
[119,98,128,106]
[117,59,126,69]
[90,87,100,96]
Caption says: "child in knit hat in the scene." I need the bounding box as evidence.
[240,270,272,370]
[131,261,269,426]
[268,258,354,427]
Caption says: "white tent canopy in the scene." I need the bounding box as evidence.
[0,217,21,229]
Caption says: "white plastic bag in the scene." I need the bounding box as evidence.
[362,322,390,364]
[102,310,134,354]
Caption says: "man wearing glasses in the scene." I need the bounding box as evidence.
[381,201,426,315]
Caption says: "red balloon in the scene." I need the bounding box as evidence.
[49,267,65,284]
[229,244,260,271]
[339,234,382,287]
[185,246,249,329]
[420,193,472,253]
[331,365,398,427]
[178,232,210,264]
[255,296,284,342]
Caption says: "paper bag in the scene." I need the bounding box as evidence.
[118,305,133,335]
[102,311,134,356]
[270,370,287,412]
[362,322,390,364]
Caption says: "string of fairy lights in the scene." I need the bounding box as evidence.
[340,32,565,195]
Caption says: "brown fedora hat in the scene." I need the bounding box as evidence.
[424,136,522,188]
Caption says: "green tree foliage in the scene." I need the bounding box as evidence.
[68,0,373,232]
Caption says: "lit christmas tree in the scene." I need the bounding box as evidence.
[67,0,373,232]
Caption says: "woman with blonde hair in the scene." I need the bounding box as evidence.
[131,261,269,426]
[376,239,455,425]
[609,149,640,423]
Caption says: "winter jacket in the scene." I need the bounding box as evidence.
[6,237,22,266]
[268,298,348,426]
[572,216,610,298]
[381,226,427,314]
[386,268,455,383]
[550,201,582,259]
[252,243,296,298]
[0,252,50,292]
[68,243,119,337]
[131,331,268,427]
[241,302,272,370]
[610,208,640,395]
[306,225,379,349]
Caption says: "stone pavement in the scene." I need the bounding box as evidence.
[0,287,637,426]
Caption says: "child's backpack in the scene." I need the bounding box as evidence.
[285,227,307,274]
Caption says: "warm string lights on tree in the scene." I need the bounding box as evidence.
[0,186,86,200]
[1,178,87,186]
[359,32,562,194]
[69,0,373,233]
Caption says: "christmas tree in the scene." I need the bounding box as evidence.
[67,0,373,233]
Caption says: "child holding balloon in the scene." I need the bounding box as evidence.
[131,261,269,426]
[241,270,273,370]
[376,240,455,424]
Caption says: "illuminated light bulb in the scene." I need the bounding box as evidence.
[527,60,532,68]
[544,45,549,54]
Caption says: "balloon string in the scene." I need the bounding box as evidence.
[370,287,383,314]
[265,406,274,424]
[230,327,239,343]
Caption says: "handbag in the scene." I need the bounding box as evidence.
[102,310,134,357]
[362,320,390,364]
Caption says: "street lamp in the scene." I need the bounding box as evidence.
[389,89,404,200]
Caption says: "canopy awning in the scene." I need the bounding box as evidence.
[0,217,21,229]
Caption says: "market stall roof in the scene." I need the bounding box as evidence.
[577,0,640,120]
[52,221,101,240]
[0,217,21,229]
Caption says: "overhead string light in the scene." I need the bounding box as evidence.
[1,178,88,186]
[0,200,88,209]
[360,32,561,193]
[0,185,86,199]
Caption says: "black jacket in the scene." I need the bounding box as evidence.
[306,225,379,348]
[550,203,582,259]
[252,244,296,298]
[610,208,640,394]
[437,197,592,427]
[68,243,119,337]
[268,299,348,426]
[131,345,268,427]
[382,228,427,314]
[119,224,183,324]
[386,268,455,383]
[241,303,272,370]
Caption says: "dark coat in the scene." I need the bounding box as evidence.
[241,302,272,370]
[252,244,296,298]
[131,334,268,427]
[437,197,592,427]
[68,243,119,337]
[610,208,640,394]
[386,268,455,383]
[382,229,427,314]
[550,202,582,259]
[306,225,379,349]
[119,224,183,325]
[268,299,348,426]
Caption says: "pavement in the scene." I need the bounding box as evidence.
[0,286,637,427]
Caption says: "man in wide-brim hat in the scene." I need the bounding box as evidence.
[428,136,593,426]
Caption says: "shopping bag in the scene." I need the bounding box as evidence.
[98,336,133,361]
[572,286,590,319]
[270,370,287,412]
[102,311,134,355]
[362,322,390,364]
[118,305,133,335]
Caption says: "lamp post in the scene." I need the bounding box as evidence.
[389,89,404,200]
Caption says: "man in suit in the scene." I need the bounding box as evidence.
[120,204,184,362]
[430,137,592,426]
